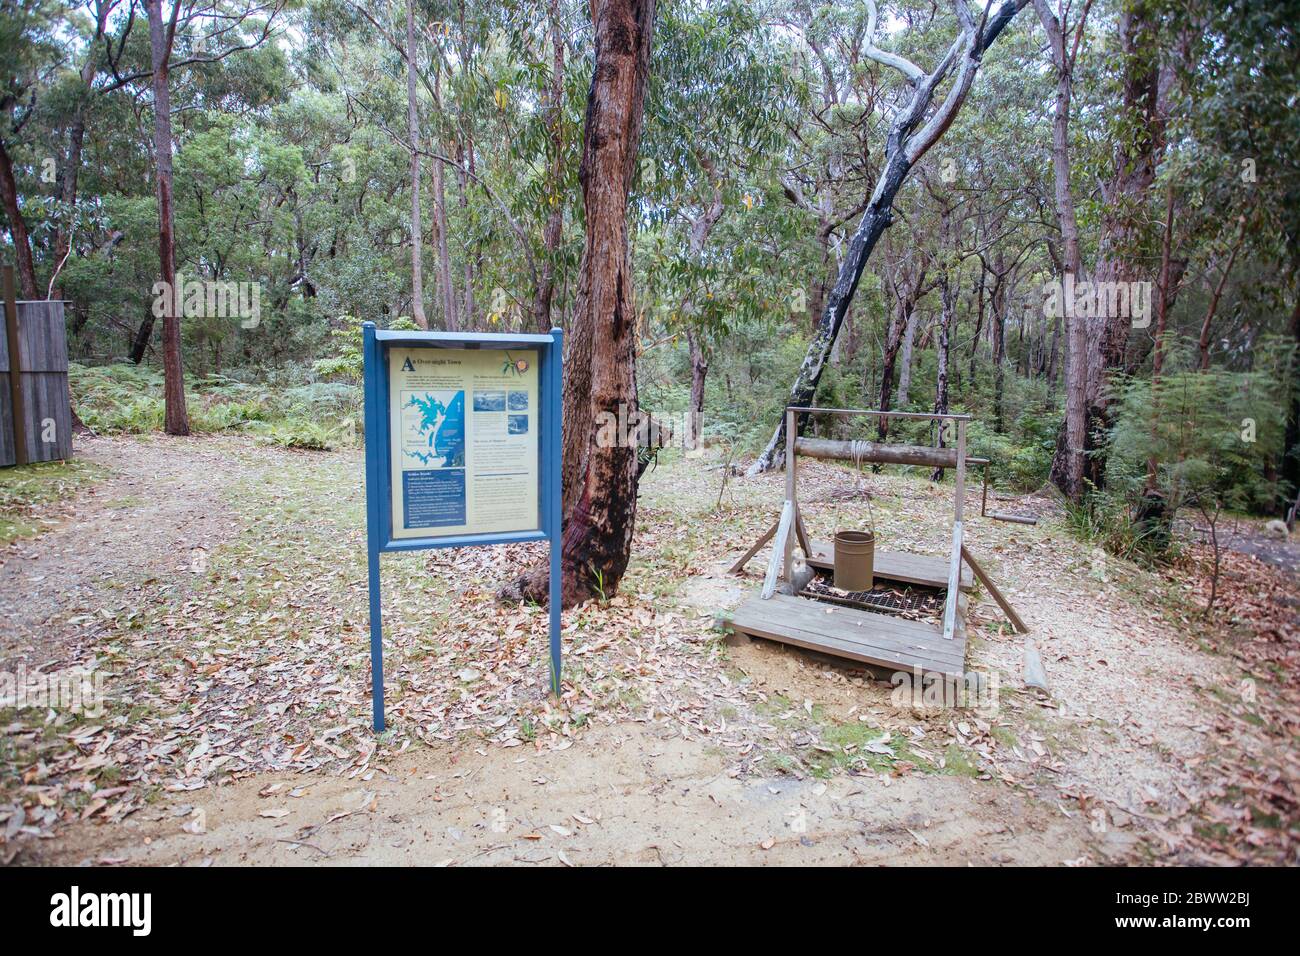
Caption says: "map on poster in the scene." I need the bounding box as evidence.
[388,347,539,538]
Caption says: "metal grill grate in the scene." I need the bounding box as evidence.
[799,573,943,619]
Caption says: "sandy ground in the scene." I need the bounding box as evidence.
[44,722,1095,867]
[2,434,1294,865]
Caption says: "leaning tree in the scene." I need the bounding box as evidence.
[747,0,1031,475]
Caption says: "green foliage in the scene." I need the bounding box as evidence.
[69,363,358,448]
[247,419,339,451]
[1106,350,1289,516]
[313,315,421,385]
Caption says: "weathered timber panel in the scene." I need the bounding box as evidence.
[1,299,72,467]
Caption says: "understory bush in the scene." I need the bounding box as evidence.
[69,362,359,451]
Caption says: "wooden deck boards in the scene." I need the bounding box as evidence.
[730,593,967,677]
[805,541,973,591]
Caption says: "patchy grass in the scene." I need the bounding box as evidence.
[0,458,106,544]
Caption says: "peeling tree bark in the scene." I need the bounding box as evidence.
[499,0,656,608]
[0,140,38,298]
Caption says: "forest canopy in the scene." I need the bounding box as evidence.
[2,0,1298,570]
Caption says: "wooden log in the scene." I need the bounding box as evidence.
[795,436,960,469]
[991,512,1037,525]
[1023,638,1050,693]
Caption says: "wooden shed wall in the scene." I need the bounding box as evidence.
[1,299,73,466]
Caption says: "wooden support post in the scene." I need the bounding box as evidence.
[3,266,27,466]
[954,420,966,521]
[729,520,777,574]
[960,546,1029,634]
[940,421,968,641]
[942,520,963,640]
[794,507,811,557]
[762,500,793,600]
[783,407,796,585]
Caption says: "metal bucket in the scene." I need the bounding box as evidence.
[833,530,875,591]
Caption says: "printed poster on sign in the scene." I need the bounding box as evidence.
[388,347,539,537]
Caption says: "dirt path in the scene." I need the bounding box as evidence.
[4,436,1293,865]
[0,435,260,668]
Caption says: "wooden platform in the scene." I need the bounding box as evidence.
[729,593,966,677]
[804,541,973,591]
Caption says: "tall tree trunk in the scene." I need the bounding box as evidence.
[430,71,458,331]
[989,264,1008,432]
[896,306,917,407]
[686,329,707,450]
[876,263,927,442]
[51,2,112,299]
[876,302,910,441]
[931,277,955,480]
[1281,291,1300,518]
[533,0,566,331]
[500,0,656,608]
[677,163,724,443]
[968,266,985,382]
[405,0,428,328]
[146,0,189,436]
[1035,0,1087,500]
[1198,215,1246,370]
[1046,309,1061,392]
[1142,179,1177,497]
[1079,8,1173,490]
[0,140,38,298]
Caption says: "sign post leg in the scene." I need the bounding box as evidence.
[362,321,386,732]
[547,327,564,697]
[368,549,385,732]
[549,537,561,696]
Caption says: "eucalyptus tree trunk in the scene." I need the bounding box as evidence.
[405,0,428,328]
[679,168,724,447]
[533,0,566,331]
[1283,294,1300,518]
[403,0,428,328]
[1198,215,1246,370]
[747,0,1029,475]
[1043,3,1174,496]
[990,266,1008,432]
[932,277,956,480]
[52,1,112,298]
[896,307,918,407]
[499,0,656,608]
[430,70,458,331]
[1035,0,1087,500]
[0,142,37,297]
[877,262,928,442]
[146,0,189,436]
[686,330,708,450]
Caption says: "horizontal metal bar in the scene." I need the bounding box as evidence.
[381,528,548,552]
[786,406,972,421]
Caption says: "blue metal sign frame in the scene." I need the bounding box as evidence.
[362,322,563,732]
